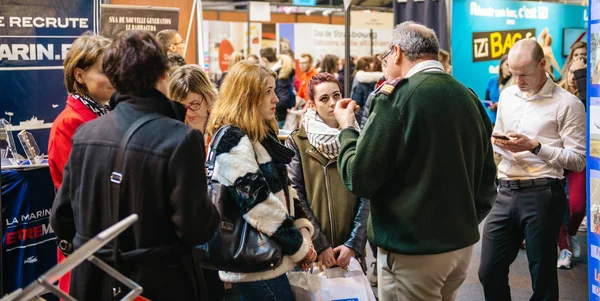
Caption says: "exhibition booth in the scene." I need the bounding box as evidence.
[0,0,597,299]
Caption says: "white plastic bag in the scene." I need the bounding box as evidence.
[318,258,376,301]
[287,270,330,301]
[288,258,376,301]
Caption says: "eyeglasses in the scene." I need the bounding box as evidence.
[171,41,186,47]
[183,100,204,112]
[381,45,396,61]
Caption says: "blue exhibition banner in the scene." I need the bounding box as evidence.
[451,0,587,100]
[0,0,98,153]
[2,168,57,298]
[588,2,600,300]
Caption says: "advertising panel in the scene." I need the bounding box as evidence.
[0,0,97,153]
[100,4,179,39]
[452,0,587,100]
[590,4,600,299]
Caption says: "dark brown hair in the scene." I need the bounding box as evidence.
[498,54,511,86]
[372,55,383,72]
[320,55,339,74]
[354,56,374,76]
[260,47,277,63]
[103,30,168,95]
[306,73,342,103]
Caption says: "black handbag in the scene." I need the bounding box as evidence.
[194,125,283,273]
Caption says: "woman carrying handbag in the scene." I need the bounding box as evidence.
[206,61,317,301]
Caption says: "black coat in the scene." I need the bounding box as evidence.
[275,74,293,123]
[50,89,220,301]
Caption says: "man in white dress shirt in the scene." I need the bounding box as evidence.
[478,39,586,301]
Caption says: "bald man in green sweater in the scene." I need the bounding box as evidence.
[333,21,497,301]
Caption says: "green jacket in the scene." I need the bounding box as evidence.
[338,71,497,255]
[286,127,370,256]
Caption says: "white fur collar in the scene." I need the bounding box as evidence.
[355,71,384,84]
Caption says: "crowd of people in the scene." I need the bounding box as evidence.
[45,20,585,301]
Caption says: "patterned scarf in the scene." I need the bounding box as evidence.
[72,93,109,116]
[301,108,360,160]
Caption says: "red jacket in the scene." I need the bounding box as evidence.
[48,94,98,189]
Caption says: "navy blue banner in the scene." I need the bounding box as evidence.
[0,0,97,153]
[2,168,57,299]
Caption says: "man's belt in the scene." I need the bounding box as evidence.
[498,178,563,190]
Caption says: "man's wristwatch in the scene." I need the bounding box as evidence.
[530,142,542,155]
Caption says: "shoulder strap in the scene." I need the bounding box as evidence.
[205,125,232,181]
[110,113,162,273]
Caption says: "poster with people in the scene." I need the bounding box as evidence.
[590,2,600,299]
[452,0,587,100]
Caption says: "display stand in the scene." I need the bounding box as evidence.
[0,214,142,301]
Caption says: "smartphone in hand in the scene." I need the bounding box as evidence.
[492,134,510,140]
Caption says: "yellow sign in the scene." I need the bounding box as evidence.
[472,28,536,62]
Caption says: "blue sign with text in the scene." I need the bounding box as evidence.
[452,0,587,101]
[0,0,97,153]
[293,0,317,7]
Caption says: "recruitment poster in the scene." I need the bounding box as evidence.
[100,4,179,39]
[589,2,600,299]
[0,0,97,153]
[452,0,587,99]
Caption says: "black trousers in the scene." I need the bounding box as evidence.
[478,180,567,301]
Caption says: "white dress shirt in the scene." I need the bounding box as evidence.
[494,76,586,180]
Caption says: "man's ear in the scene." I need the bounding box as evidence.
[393,45,403,65]
[539,58,547,70]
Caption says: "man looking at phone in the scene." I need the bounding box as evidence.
[478,39,585,301]
[332,21,497,301]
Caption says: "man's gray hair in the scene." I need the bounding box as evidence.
[391,21,440,61]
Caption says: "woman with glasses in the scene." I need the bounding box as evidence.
[169,64,216,134]
[168,64,224,299]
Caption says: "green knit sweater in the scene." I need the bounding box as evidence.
[338,71,497,255]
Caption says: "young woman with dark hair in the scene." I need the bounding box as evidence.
[286,73,370,275]
[50,30,219,300]
[351,56,383,125]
